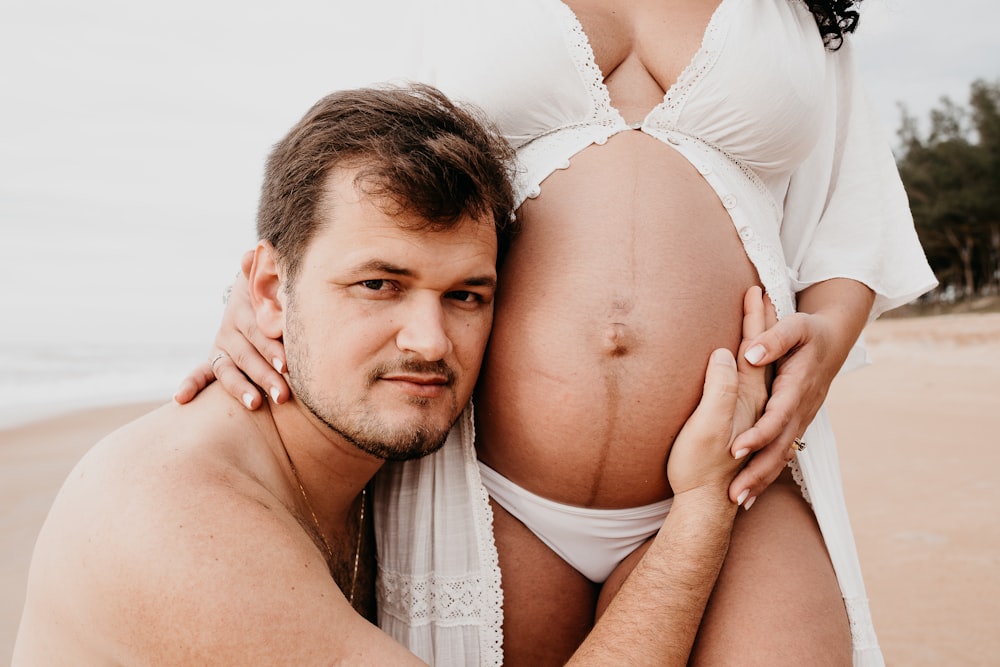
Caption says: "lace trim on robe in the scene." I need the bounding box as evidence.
[508,1,628,204]
[557,0,617,125]
[375,405,504,666]
[655,0,736,125]
[464,408,505,662]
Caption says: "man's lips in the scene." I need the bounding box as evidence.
[379,374,450,398]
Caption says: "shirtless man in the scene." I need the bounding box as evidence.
[14,83,768,665]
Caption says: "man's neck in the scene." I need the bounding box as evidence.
[263,397,382,525]
[261,397,379,616]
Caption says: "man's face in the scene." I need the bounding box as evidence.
[281,169,498,461]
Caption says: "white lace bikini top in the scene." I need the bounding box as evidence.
[419,0,937,328]
[424,0,822,201]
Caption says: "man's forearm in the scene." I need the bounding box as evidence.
[568,488,737,665]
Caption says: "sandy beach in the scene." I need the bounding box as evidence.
[2,312,999,664]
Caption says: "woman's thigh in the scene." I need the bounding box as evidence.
[490,500,598,666]
[691,468,852,666]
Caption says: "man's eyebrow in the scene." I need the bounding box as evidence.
[463,275,497,289]
[353,260,412,277]
[351,260,496,289]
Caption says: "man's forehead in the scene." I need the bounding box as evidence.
[321,164,497,235]
[303,210,497,285]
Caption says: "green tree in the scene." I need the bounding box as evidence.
[896,79,1000,298]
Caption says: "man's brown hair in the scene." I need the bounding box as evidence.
[257,83,517,284]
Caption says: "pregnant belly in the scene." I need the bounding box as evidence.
[474,132,759,508]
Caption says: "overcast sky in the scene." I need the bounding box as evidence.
[1,0,997,348]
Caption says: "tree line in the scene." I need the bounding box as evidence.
[895,78,1000,301]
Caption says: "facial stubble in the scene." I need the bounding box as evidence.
[284,302,459,461]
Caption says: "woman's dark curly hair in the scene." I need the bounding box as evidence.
[804,0,863,50]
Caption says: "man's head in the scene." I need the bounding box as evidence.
[256,83,516,287]
[250,84,515,461]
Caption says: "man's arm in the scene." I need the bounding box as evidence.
[575,492,736,664]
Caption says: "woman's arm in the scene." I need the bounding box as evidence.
[724,39,933,507]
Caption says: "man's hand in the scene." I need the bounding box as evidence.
[668,287,769,500]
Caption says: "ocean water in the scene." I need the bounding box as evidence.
[0,342,206,430]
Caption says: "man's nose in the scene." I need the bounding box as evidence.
[395,297,452,361]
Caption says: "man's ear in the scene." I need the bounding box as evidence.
[248,241,285,339]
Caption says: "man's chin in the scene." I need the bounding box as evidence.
[351,412,458,461]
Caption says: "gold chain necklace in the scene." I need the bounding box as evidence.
[279,440,365,607]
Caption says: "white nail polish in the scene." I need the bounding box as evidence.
[734,448,750,460]
[744,496,757,511]
[242,393,255,409]
[272,358,284,373]
[744,344,766,365]
[737,489,750,506]
[269,387,280,403]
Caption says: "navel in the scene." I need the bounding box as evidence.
[601,322,632,357]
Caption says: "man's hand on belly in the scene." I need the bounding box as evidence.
[667,287,768,499]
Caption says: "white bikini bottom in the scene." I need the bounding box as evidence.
[477,461,672,583]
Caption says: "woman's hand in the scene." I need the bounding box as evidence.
[173,251,290,409]
[727,278,874,507]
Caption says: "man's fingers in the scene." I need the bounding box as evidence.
[737,288,770,397]
[730,386,797,456]
[741,286,767,340]
[688,349,740,436]
[667,349,743,496]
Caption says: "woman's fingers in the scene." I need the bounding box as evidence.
[728,422,800,505]
[173,362,215,404]
[742,312,808,367]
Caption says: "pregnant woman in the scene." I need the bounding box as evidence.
[178,1,935,663]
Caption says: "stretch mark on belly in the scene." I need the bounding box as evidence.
[586,364,621,506]
[586,320,636,504]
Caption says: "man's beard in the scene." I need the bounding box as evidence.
[295,376,455,461]
[284,310,458,461]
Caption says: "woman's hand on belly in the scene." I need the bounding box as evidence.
[728,278,876,506]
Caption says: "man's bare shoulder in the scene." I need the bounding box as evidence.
[14,394,396,665]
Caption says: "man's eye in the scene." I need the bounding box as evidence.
[361,279,387,291]
[447,290,483,303]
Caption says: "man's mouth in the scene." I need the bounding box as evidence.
[378,372,450,398]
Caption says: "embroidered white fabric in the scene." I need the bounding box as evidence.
[375,405,504,666]
[796,408,885,666]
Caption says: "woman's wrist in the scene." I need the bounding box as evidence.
[797,278,874,362]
